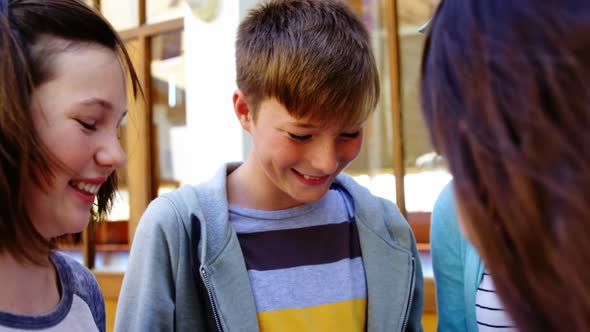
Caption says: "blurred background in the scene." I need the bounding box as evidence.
[63,1,444,330]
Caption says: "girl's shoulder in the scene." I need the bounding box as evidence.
[51,251,100,294]
[51,251,105,330]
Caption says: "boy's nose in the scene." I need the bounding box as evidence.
[310,142,339,175]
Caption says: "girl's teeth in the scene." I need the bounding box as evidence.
[303,175,319,180]
[72,181,100,194]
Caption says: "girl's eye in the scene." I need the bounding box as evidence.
[289,133,311,141]
[341,131,360,139]
[77,120,97,131]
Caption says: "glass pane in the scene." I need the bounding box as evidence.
[82,0,95,9]
[396,0,451,215]
[88,40,141,271]
[104,40,143,223]
[101,0,139,31]
[151,30,186,196]
[106,124,130,222]
[147,0,186,24]
[344,0,396,205]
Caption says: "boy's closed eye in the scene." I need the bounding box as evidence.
[289,133,312,141]
[288,131,360,141]
[341,131,360,139]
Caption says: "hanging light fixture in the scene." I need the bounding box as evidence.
[186,0,220,22]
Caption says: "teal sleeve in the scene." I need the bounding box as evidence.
[430,182,469,332]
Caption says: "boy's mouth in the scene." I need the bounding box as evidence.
[292,169,330,185]
[293,169,323,180]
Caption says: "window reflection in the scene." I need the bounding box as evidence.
[147,0,185,24]
[82,0,95,9]
[105,40,143,223]
[344,0,397,204]
[106,124,130,222]
[343,0,449,218]
[397,0,450,213]
[151,30,186,195]
[101,0,139,31]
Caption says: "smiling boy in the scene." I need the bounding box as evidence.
[116,1,423,331]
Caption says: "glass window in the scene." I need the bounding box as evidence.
[397,0,450,215]
[147,0,186,24]
[106,40,144,223]
[105,124,130,222]
[82,0,95,9]
[151,30,186,195]
[101,0,140,31]
[344,0,397,205]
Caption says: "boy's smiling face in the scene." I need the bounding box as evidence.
[234,94,364,210]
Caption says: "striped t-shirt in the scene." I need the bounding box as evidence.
[229,188,367,332]
[475,270,518,331]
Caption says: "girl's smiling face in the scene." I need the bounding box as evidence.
[26,42,128,239]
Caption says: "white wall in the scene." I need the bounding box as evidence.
[176,0,262,185]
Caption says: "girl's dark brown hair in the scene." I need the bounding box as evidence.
[0,0,141,265]
[421,0,590,331]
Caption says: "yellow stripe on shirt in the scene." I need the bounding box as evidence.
[258,297,367,332]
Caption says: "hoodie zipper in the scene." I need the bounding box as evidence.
[200,266,223,332]
[400,258,416,332]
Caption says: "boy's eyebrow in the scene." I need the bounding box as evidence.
[285,121,317,129]
[285,120,363,133]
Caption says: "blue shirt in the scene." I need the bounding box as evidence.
[431,182,484,332]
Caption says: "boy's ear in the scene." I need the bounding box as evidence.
[233,89,252,132]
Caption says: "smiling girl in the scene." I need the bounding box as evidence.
[0,1,140,331]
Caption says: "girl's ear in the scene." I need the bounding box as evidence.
[232,89,252,132]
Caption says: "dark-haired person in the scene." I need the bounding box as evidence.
[115,0,423,331]
[0,0,140,331]
[421,0,590,331]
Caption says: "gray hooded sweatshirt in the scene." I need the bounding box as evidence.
[115,163,424,332]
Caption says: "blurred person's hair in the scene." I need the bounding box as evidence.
[421,0,590,331]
